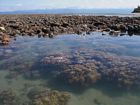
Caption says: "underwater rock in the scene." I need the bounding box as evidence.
[0,90,19,105]
[0,34,10,45]
[94,43,127,55]
[28,88,70,105]
[42,54,70,65]
[1,43,140,88]
[43,48,140,87]
[59,63,101,86]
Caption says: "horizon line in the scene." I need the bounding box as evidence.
[0,8,134,12]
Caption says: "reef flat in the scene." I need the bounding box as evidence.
[0,14,140,45]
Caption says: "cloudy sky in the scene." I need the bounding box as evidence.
[0,0,140,11]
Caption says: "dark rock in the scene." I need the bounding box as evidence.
[61,22,69,27]
[50,22,60,27]
[94,22,105,27]
[36,29,41,34]
[132,6,140,13]
[42,27,50,33]
[9,24,19,29]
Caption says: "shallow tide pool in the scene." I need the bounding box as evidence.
[0,32,140,105]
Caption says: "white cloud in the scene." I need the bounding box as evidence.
[0,0,140,11]
[46,0,140,8]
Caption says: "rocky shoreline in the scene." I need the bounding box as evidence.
[133,6,140,13]
[0,14,140,45]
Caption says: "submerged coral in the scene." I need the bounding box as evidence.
[0,90,19,105]
[0,88,70,105]
[42,54,70,65]
[0,33,10,45]
[28,88,70,105]
[42,48,140,87]
[59,63,101,86]
[0,37,140,88]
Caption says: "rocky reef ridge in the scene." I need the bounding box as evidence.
[1,15,140,45]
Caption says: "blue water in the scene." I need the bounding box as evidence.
[0,8,135,16]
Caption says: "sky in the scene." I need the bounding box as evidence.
[0,0,140,12]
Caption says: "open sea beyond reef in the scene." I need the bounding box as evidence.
[0,8,139,17]
[0,32,140,105]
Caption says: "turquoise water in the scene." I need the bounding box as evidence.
[0,32,140,105]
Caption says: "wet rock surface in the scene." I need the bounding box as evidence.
[0,15,140,43]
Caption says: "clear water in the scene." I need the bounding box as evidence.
[0,32,140,105]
